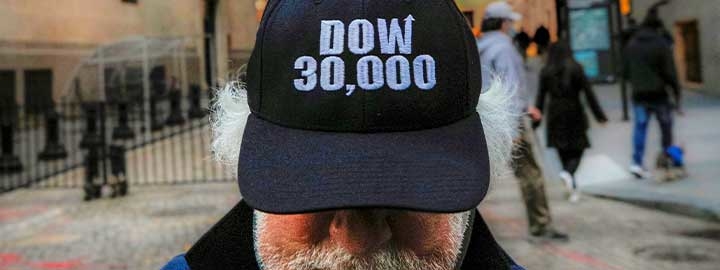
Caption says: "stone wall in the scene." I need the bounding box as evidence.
[0,0,262,102]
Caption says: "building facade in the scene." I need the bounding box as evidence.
[1,0,577,105]
[630,0,720,95]
[0,0,259,105]
[455,0,559,42]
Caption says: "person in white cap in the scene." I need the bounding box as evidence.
[476,1,569,242]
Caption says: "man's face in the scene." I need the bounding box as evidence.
[501,19,515,35]
[254,209,470,270]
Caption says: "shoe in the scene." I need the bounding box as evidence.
[629,164,651,179]
[559,171,573,192]
[530,228,570,243]
[569,191,581,203]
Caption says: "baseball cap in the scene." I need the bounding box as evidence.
[484,1,522,21]
[240,0,489,214]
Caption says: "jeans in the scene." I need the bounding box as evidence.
[632,103,674,166]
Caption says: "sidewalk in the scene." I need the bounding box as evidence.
[1,176,718,269]
[481,173,720,270]
[0,184,240,269]
[530,68,720,221]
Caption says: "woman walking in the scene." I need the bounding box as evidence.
[536,41,608,202]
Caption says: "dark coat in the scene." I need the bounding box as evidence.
[622,27,681,105]
[536,61,607,151]
[162,200,524,270]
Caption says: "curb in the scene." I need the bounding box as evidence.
[584,188,720,223]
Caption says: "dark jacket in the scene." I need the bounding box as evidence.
[623,27,681,105]
[536,61,607,150]
[162,201,524,270]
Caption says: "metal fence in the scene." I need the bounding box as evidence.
[0,85,230,194]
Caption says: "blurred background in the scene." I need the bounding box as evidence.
[0,0,718,269]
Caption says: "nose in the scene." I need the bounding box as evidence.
[329,209,393,256]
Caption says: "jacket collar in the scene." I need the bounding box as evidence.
[185,201,514,270]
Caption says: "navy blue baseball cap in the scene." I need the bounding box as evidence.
[239,0,488,214]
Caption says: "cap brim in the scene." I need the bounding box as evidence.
[509,12,522,21]
[237,113,490,214]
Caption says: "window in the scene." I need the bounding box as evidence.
[0,70,17,114]
[24,69,53,114]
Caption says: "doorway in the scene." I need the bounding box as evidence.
[676,20,702,84]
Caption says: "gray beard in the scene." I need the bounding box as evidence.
[252,211,470,270]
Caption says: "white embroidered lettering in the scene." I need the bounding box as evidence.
[294,15,435,94]
[348,19,374,55]
[320,20,344,55]
[320,56,345,91]
[294,56,317,91]
[413,55,436,90]
[386,56,411,90]
[357,55,384,90]
[377,15,413,55]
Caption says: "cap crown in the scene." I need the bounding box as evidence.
[483,2,519,20]
[246,0,482,132]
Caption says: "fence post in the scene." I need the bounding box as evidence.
[150,67,166,131]
[187,84,206,119]
[165,89,185,126]
[150,93,164,131]
[112,100,135,140]
[109,145,128,197]
[79,103,102,149]
[39,110,68,160]
[83,146,102,201]
[0,124,22,174]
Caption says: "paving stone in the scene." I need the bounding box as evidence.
[1,178,718,269]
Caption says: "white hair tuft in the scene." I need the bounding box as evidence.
[477,75,521,182]
[210,80,251,174]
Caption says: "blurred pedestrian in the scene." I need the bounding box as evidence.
[477,1,568,242]
[623,12,682,179]
[620,17,639,47]
[533,25,551,55]
[646,1,674,45]
[514,29,531,61]
[535,41,608,202]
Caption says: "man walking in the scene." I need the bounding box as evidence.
[623,13,682,179]
[476,1,568,242]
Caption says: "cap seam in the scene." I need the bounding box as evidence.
[257,0,286,113]
[444,0,473,114]
[361,0,368,130]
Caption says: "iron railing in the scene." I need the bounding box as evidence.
[0,85,230,194]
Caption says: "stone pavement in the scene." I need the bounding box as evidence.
[480,176,720,270]
[1,178,718,269]
[0,184,240,270]
[524,57,720,221]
